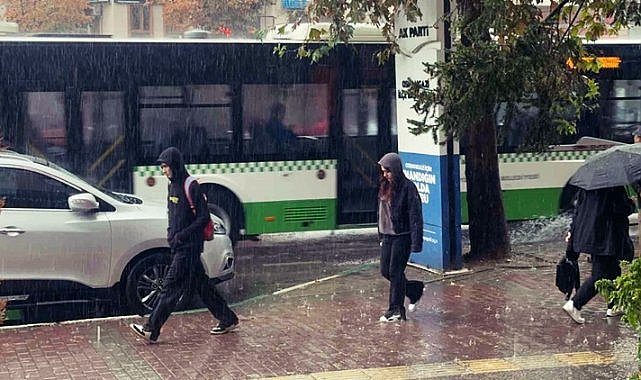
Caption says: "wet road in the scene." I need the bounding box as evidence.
[12,214,635,325]
[10,228,381,325]
[222,229,380,304]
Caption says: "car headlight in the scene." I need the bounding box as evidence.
[213,221,226,235]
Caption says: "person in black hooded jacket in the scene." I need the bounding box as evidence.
[129,147,238,343]
[562,186,634,324]
[377,152,425,322]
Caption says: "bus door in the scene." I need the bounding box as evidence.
[337,88,386,225]
[78,91,128,192]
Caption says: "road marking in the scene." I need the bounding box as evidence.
[263,260,323,267]
[271,263,377,295]
[262,350,633,379]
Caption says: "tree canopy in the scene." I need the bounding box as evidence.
[160,0,268,37]
[4,0,92,33]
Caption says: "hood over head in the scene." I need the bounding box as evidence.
[157,146,188,181]
[378,152,404,178]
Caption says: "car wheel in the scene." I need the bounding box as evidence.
[124,252,193,316]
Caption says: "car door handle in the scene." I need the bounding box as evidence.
[0,226,25,237]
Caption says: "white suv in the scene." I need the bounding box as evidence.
[0,150,234,321]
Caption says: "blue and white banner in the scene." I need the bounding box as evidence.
[395,0,462,271]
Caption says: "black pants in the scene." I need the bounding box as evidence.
[572,254,621,310]
[380,234,423,313]
[147,247,237,339]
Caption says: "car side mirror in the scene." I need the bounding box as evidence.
[68,193,99,212]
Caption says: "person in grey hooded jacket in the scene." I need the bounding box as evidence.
[377,152,424,322]
[129,147,238,343]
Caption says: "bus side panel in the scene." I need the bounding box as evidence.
[244,198,337,234]
[459,151,598,222]
[460,187,564,223]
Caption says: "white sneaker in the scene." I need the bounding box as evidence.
[606,308,624,317]
[563,300,585,324]
[407,284,424,313]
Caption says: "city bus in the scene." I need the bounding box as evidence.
[0,36,639,242]
[470,39,641,221]
[0,35,397,243]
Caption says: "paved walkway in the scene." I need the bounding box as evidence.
[0,239,638,379]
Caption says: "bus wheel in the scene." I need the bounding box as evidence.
[206,189,242,245]
[124,252,192,316]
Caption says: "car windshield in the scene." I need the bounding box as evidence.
[32,155,142,205]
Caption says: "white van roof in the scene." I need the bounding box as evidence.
[264,23,386,43]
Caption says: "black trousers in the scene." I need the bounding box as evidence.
[380,234,423,313]
[147,247,237,339]
[572,254,621,310]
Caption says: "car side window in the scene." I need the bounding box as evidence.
[0,167,78,209]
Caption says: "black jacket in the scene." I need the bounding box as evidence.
[378,153,424,252]
[570,186,634,259]
[157,147,209,253]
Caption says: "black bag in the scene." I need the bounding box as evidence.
[619,236,634,262]
[556,256,580,300]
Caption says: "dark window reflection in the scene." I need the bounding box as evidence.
[0,168,78,209]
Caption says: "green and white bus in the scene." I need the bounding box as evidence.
[0,36,638,242]
[0,35,397,243]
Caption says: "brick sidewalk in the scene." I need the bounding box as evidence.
[0,241,638,379]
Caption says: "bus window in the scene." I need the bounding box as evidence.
[139,85,232,163]
[22,92,67,164]
[242,84,329,159]
[495,103,536,153]
[342,88,379,136]
[602,79,641,142]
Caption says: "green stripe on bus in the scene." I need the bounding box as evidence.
[461,187,563,223]
[134,159,337,177]
[5,308,22,321]
[244,199,336,235]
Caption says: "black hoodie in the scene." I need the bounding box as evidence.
[157,147,209,253]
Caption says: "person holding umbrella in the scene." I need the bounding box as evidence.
[563,144,638,323]
[631,125,641,253]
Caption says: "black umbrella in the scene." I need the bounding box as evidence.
[568,143,641,190]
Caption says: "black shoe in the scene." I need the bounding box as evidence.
[129,323,158,344]
[379,308,406,322]
[210,319,239,335]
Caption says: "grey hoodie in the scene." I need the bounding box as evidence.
[378,152,404,179]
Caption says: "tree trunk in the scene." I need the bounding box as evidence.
[465,115,510,260]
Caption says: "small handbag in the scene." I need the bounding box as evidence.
[556,256,580,300]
